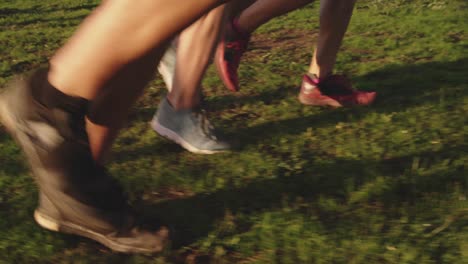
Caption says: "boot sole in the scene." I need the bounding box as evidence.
[34,210,166,254]
[150,118,225,155]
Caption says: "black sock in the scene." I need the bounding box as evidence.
[30,68,89,116]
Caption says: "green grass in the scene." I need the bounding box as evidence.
[1,0,467,263]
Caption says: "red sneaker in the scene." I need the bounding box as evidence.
[215,19,250,92]
[298,74,377,107]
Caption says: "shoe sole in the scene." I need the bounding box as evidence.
[215,42,239,92]
[34,210,166,254]
[298,92,377,107]
[298,93,343,108]
[150,118,225,155]
[2,85,166,254]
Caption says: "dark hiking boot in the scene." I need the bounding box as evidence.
[0,69,169,253]
[35,191,169,253]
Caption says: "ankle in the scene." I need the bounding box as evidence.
[231,17,251,38]
[307,71,332,81]
[31,68,89,115]
[166,95,200,111]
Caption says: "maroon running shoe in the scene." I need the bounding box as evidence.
[298,74,377,107]
[215,18,250,92]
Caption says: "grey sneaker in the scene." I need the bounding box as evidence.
[151,98,230,154]
[0,69,169,253]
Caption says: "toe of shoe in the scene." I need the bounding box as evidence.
[357,91,377,105]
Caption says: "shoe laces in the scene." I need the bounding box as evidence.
[192,109,218,141]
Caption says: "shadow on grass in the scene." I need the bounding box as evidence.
[206,84,298,113]
[210,58,468,149]
[122,58,467,160]
[120,56,468,255]
[129,84,298,125]
[136,144,466,250]
[112,139,186,163]
[230,107,353,151]
[206,58,468,114]
[355,58,468,110]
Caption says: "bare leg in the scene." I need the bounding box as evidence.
[49,0,227,100]
[167,5,226,110]
[225,0,256,21]
[86,47,165,164]
[236,0,312,34]
[0,0,232,252]
[151,5,231,154]
[47,0,228,163]
[90,5,227,163]
[299,0,376,107]
[232,0,355,77]
[215,0,312,92]
[309,0,357,78]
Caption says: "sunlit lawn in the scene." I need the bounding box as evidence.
[0,0,467,263]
